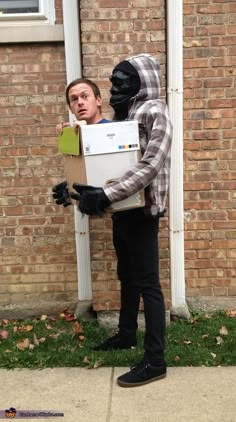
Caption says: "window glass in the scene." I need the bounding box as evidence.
[0,1,39,14]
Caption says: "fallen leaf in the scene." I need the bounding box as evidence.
[83,356,90,363]
[202,334,209,339]
[18,325,33,332]
[40,314,47,321]
[89,360,103,369]
[174,355,180,362]
[215,336,224,345]
[72,321,84,336]
[39,337,46,343]
[33,334,39,346]
[219,326,228,336]
[210,353,216,359]
[16,338,31,351]
[79,335,85,341]
[65,313,76,321]
[226,309,236,318]
[45,323,53,330]
[0,330,9,340]
[49,333,60,339]
[182,340,192,345]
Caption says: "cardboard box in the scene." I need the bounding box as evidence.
[59,121,145,212]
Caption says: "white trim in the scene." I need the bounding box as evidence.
[0,0,55,25]
[0,24,63,43]
[62,0,93,301]
[167,0,189,317]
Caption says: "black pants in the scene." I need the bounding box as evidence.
[112,208,165,364]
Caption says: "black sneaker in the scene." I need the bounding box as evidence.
[117,359,167,387]
[92,334,137,351]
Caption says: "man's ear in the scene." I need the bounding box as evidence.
[96,96,102,107]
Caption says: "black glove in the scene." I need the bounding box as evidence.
[70,183,111,216]
[52,180,72,207]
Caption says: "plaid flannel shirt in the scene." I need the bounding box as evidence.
[104,54,173,216]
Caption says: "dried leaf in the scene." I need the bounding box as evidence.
[49,333,60,340]
[13,326,18,333]
[39,337,46,343]
[202,334,209,339]
[65,313,76,321]
[174,355,180,362]
[216,336,224,345]
[45,323,53,330]
[0,330,9,340]
[83,356,89,363]
[40,314,47,321]
[79,335,85,341]
[219,326,228,336]
[226,309,236,318]
[210,353,216,359]
[18,325,33,332]
[72,321,84,336]
[182,340,192,345]
[16,338,31,351]
[33,334,39,346]
[90,360,103,369]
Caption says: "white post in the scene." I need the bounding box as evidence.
[62,0,92,301]
[167,0,189,318]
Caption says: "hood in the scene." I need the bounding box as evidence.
[126,54,161,102]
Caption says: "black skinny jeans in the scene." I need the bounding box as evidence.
[112,208,166,365]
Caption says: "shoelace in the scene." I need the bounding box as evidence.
[131,360,150,375]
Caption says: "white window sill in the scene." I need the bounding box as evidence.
[0,24,64,43]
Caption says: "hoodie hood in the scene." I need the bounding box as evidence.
[125,54,161,102]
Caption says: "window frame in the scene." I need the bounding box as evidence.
[0,0,55,25]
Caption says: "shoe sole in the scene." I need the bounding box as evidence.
[117,372,166,388]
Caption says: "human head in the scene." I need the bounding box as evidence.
[109,60,141,120]
[66,78,103,124]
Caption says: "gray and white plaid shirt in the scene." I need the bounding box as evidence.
[104,54,173,216]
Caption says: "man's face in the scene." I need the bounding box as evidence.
[68,83,102,124]
[109,70,132,106]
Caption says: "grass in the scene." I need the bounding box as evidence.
[0,310,235,370]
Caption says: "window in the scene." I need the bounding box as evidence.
[0,0,63,43]
[0,0,55,24]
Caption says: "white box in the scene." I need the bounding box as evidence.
[80,121,145,212]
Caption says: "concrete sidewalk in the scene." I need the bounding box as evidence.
[0,367,235,421]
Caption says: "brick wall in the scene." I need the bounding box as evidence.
[0,38,78,315]
[183,1,236,302]
[1,0,235,318]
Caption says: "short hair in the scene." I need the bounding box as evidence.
[65,78,101,106]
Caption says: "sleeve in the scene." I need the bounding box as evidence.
[103,102,173,203]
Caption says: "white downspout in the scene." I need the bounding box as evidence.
[167,0,190,318]
[62,0,92,302]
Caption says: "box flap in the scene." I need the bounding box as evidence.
[58,127,80,156]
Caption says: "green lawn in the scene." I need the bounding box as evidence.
[0,310,235,369]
